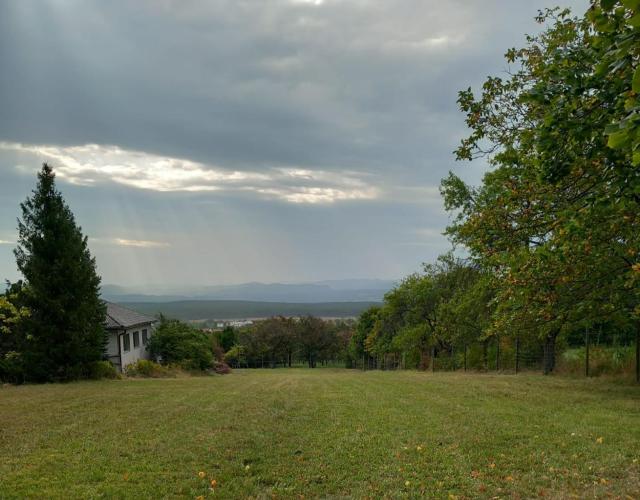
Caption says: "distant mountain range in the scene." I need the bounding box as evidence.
[101,279,396,304]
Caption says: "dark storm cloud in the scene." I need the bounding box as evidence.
[0,0,589,177]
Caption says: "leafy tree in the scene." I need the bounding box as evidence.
[348,306,379,366]
[0,290,29,336]
[435,266,494,353]
[327,319,355,367]
[147,316,214,370]
[353,255,492,370]
[0,286,30,382]
[252,316,297,367]
[216,326,238,352]
[589,0,640,168]
[442,7,640,371]
[14,164,106,381]
[373,272,438,367]
[224,344,247,368]
[232,316,345,368]
[297,316,334,368]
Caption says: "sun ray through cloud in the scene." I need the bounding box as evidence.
[0,142,379,205]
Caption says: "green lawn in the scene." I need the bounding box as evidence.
[1,370,639,499]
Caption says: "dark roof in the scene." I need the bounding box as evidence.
[105,302,155,330]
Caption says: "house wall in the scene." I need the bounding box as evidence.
[106,331,121,368]
[107,324,154,372]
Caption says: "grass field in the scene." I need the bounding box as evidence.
[1,370,639,499]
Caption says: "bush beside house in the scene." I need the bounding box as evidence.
[147,316,230,374]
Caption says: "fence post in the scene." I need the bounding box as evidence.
[515,337,520,375]
[496,336,500,371]
[636,326,640,383]
[483,340,488,371]
[464,344,467,372]
[585,327,590,378]
[452,346,455,371]
[431,346,436,373]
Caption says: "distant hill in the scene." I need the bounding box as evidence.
[102,279,395,303]
[118,300,379,321]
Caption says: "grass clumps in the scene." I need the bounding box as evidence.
[124,359,177,378]
[558,346,636,377]
[88,360,120,380]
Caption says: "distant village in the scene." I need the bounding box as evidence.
[211,319,254,329]
[196,316,356,332]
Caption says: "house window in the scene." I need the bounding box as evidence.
[122,333,131,352]
[142,329,148,345]
[133,331,140,348]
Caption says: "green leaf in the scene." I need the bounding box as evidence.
[587,7,602,21]
[622,0,640,11]
[595,60,610,77]
[601,0,617,10]
[633,151,640,166]
[633,65,640,93]
[595,17,616,32]
[629,12,640,26]
[607,129,629,149]
[605,122,622,134]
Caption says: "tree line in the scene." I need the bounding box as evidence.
[351,2,640,376]
[220,316,353,368]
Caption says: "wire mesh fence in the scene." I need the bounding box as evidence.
[356,331,640,380]
[429,338,544,373]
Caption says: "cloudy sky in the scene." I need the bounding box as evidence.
[0,0,588,287]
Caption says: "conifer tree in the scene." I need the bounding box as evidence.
[14,164,106,381]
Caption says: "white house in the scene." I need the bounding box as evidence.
[105,302,156,372]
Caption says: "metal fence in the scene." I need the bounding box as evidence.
[358,331,640,381]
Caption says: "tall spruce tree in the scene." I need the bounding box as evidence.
[15,164,106,381]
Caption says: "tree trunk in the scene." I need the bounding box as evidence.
[482,340,488,371]
[431,346,436,373]
[636,325,640,383]
[464,344,467,372]
[543,333,557,375]
[585,328,590,378]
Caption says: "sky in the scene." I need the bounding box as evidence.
[0,0,589,288]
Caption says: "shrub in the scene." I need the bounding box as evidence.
[124,359,175,378]
[176,358,210,372]
[224,345,246,367]
[214,361,232,374]
[558,346,635,377]
[0,351,25,384]
[147,317,215,371]
[88,360,119,380]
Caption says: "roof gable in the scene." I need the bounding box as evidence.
[105,302,155,329]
